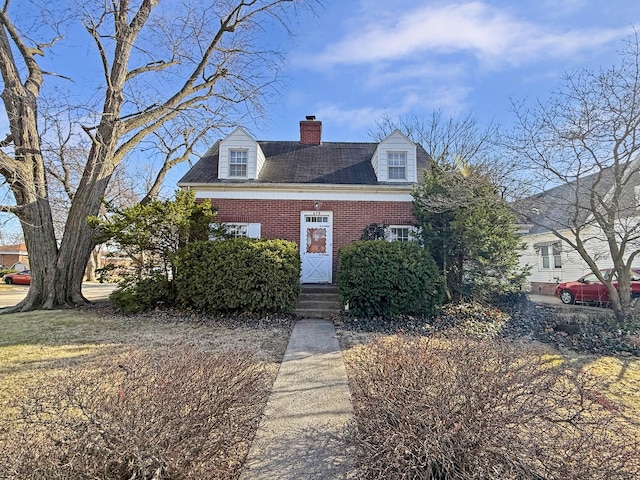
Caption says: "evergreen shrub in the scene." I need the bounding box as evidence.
[110,274,173,314]
[174,238,300,314]
[337,240,443,317]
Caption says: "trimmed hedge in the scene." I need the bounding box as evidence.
[337,240,443,317]
[110,274,174,314]
[174,238,300,315]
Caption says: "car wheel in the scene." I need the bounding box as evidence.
[4,277,12,284]
[559,289,575,304]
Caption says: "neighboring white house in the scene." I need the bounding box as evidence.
[518,226,611,294]
[516,161,640,295]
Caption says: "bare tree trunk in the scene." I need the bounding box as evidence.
[1,0,315,312]
[85,248,100,282]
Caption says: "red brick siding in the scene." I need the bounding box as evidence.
[299,120,322,145]
[530,282,558,296]
[210,198,415,282]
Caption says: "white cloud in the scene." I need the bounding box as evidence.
[312,81,473,134]
[362,61,467,90]
[310,1,628,68]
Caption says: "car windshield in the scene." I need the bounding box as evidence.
[582,273,601,282]
[583,269,640,282]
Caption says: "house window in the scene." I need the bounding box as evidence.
[228,223,248,238]
[388,152,407,180]
[304,215,329,223]
[386,225,414,242]
[229,149,248,177]
[210,222,261,239]
[635,185,640,209]
[540,243,562,269]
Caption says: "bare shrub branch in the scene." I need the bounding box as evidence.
[346,337,640,480]
[0,346,272,479]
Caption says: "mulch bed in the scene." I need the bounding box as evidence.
[498,295,640,357]
[334,295,640,357]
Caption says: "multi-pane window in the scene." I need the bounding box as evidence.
[540,243,562,269]
[229,149,247,177]
[386,225,414,242]
[210,222,261,240]
[228,224,248,238]
[304,215,329,223]
[389,226,410,242]
[388,152,407,180]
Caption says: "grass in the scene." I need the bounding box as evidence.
[0,306,294,479]
[0,306,292,412]
[0,306,293,393]
[574,355,640,421]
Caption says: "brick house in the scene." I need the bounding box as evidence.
[0,244,28,270]
[178,117,429,283]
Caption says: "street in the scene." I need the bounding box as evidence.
[0,283,117,308]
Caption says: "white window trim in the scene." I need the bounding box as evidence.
[385,225,417,242]
[539,243,562,270]
[210,222,261,239]
[227,223,249,238]
[387,151,407,181]
[228,149,248,178]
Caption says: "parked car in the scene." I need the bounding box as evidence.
[555,268,640,305]
[3,270,30,285]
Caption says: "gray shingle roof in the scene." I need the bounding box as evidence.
[178,140,430,185]
[514,168,618,234]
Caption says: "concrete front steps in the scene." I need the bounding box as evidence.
[295,284,343,318]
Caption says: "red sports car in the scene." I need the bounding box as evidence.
[555,268,640,305]
[3,270,30,285]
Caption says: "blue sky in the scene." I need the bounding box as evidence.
[254,0,640,142]
[3,0,640,240]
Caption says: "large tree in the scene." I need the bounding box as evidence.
[0,0,315,312]
[413,163,526,302]
[509,33,640,322]
[372,112,526,301]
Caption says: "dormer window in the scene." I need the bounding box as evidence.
[388,152,407,180]
[229,149,248,177]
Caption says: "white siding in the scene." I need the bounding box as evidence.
[519,231,588,285]
[520,223,640,291]
[218,127,261,180]
[256,144,266,177]
[371,130,417,183]
[371,149,380,177]
[192,188,414,202]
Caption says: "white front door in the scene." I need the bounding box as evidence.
[300,211,333,283]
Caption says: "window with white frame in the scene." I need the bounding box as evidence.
[229,149,248,177]
[227,223,249,238]
[386,225,414,242]
[388,152,407,180]
[539,243,562,269]
[210,222,261,240]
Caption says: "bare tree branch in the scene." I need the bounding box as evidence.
[510,31,640,321]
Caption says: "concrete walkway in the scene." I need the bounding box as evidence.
[240,319,355,480]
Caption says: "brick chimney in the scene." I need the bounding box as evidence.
[300,115,322,145]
